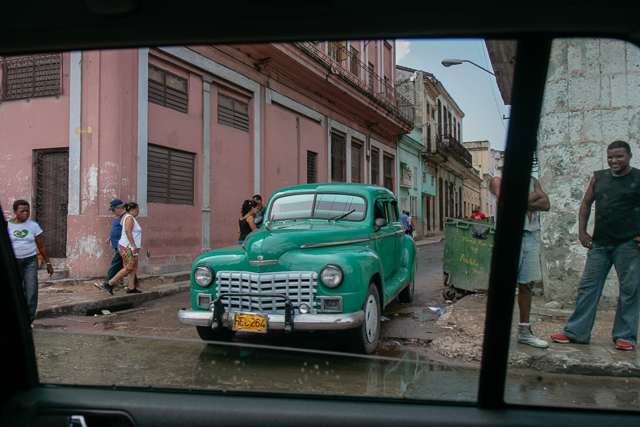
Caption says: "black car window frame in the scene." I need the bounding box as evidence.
[2,21,640,421]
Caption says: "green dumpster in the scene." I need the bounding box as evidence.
[442,218,495,300]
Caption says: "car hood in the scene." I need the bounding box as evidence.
[244,222,370,262]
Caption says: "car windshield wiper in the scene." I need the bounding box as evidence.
[329,209,356,221]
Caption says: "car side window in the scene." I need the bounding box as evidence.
[374,199,387,221]
[389,200,399,222]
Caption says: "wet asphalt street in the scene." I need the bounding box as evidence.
[33,241,640,409]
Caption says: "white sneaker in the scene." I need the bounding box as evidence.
[517,325,549,348]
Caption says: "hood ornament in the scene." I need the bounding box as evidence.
[257,255,264,261]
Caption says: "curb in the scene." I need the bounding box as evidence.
[415,237,444,246]
[36,282,191,319]
[508,351,640,377]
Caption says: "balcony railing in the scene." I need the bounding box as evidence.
[438,134,472,165]
[423,133,472,166]
[294,42,414,125]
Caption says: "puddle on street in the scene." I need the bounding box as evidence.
[34,331,478,401]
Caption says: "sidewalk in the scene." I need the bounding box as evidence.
[35,271,191,319]
[437,294,640,377]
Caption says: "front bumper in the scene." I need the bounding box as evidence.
[177,308,365,331]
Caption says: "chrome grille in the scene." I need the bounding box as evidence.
[216,271,318,314]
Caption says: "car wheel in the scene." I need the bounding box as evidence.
[398,278,414,303]
[348,283,381,354]
[196,326,237,342]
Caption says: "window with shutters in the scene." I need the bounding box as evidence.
[331,133,346,182]
[1,54,62,101]
[147,144,195,205]
[329,41,347,62]
[218,94,250,132]
[383,155,394,192]
[307,151,317,184]
[371,148,380,186]
[349,46,359,75]
[148,65,188,113]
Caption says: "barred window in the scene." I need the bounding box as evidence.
[218,94,250,132]
[410,195,418,217]
[351,141,362,183]
[148,144,195,205]
[331,133,346,182]
[383,155,394,192]
[307,151,317,184]
[148,65,188,113]
[371,149,380,186]
[1,54,62,101]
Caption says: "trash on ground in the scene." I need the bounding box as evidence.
[380,316,389,322]
[101,309,111,315]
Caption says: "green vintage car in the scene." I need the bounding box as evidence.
[178,183,417,354]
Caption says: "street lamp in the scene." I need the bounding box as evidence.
[441,59,495,76]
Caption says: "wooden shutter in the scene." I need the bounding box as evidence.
[148,145,194,205]
[218,94,250,132]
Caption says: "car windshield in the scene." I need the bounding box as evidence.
[269,193,367,222]
[4,35,640,414]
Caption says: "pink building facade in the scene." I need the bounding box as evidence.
[0,42,413,278]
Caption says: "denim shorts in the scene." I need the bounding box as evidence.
[517,230,542,284]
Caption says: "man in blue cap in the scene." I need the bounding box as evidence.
[95,199,139,294]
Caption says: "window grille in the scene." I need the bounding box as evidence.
[331,133,346,182]
[351,142,362,183]
[371,149,380,186]
[148,144,195,205]
[1,54,62,100]
[383,155,394,192]
[410,195,418,217]
[218,94,250,132]
[148,65,188,113]
[307,151,317,184]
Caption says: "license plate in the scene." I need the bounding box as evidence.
[233,312,267,333]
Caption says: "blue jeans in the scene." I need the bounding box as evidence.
[17,255,39,324]
[563,240,640,345]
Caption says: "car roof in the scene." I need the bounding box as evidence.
[271,183,396,201]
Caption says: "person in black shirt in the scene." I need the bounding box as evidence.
[551,140,640,351]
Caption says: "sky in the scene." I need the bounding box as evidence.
[396,39,510,151]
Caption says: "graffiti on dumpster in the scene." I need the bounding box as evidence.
[461,236,494,248]
[459,253,479,267]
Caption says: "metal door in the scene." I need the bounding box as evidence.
[34,149,68,257]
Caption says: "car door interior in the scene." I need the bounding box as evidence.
[2,1,640,427]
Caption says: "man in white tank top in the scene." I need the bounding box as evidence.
[490,174,550,348]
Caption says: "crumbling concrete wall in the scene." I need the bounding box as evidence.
[538,38,640,308]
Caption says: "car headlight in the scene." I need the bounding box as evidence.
[320,264,343,288]
[194,265,214,287]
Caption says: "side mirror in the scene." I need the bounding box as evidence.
[373,218,387,232]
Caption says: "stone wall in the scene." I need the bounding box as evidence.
[538,38,640,308]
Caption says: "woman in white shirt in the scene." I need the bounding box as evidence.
[106,202,142,294]
[7,199,54,324]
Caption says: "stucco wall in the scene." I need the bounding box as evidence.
[538,38,640,307]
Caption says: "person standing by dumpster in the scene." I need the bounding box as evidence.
[470,206,486,220]
[551,140,640,351]
[490,174,550,348]
[95,199,139,295]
